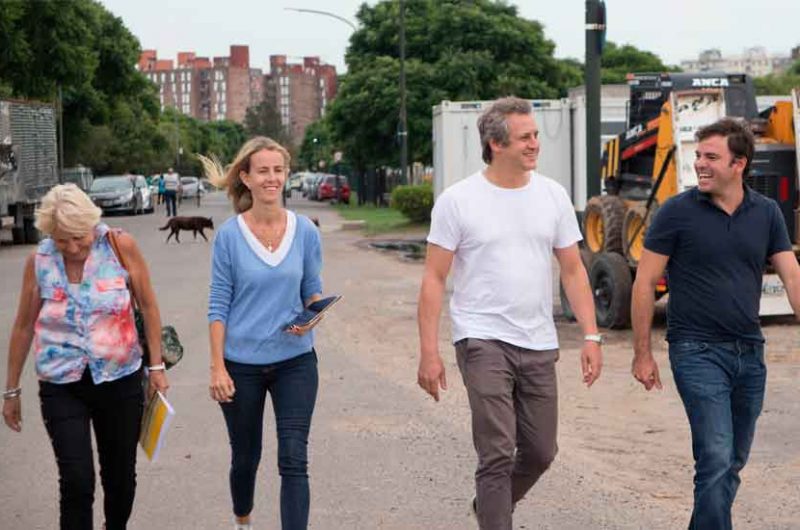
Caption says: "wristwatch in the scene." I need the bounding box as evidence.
[584,334,604,345]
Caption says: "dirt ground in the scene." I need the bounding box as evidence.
[321,199,800,530]
[1,193,797,529]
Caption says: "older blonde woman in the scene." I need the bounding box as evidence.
[202,137,323,530]
[2,183,168,530]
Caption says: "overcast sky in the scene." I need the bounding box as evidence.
[99,0,798,73]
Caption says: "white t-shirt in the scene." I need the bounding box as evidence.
[427,171,582,350]
[164,172,180,191]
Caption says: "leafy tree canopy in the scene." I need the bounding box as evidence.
[326,0,577,168]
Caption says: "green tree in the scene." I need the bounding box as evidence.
[244,100,290,146]
[600,41,677,84]
[754,73,800,96]
[327,0,576,170]
[298,120,335,170]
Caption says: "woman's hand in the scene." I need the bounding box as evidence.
[147,370,169,399]
[2,397,22,432]
[285,320,317,336]
[209,366,235,403]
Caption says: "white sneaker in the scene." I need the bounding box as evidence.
[234,522,252,530]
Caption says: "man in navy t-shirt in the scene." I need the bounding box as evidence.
[631,118,800,530]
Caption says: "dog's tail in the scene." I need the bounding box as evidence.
[158,222,171,231]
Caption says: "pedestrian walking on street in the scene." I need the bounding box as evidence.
[631,118,800,530]
[416,97,603,530]
[163,167,180,217]
[2,183,169,530]
[157,174,166,205]
[200,137,323,530]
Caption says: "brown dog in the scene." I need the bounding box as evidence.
[159,216,214,243]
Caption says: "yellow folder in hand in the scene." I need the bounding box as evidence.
[139,391,175,461]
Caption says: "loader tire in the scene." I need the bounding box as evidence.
[560,247,594,321]
[622,203,658,266]
[590,252,632,329]
[583,195,625,255]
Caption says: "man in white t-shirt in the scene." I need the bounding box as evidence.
[417,97,603,529]
[163,167,180,217]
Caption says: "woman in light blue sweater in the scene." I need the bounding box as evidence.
[201,137,322,530]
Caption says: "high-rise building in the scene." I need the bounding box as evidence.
[264,55,338,146]
[137,45,263,123]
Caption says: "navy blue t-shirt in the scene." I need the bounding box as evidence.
[644,187,792,343]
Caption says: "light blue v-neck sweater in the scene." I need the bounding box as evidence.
[208,213,322,364]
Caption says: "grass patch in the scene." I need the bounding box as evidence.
[334,194,428,235]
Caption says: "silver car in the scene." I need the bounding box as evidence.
[89,175,153,215]
[179,176,204,198]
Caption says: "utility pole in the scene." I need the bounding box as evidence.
[399,0,409,186]
[57,84,64,183]
[585,0,606,201]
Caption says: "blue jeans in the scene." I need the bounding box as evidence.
[220,352,318,529]
[669,340,766,530]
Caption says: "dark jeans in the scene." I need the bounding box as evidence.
[455,339,559,530]
[220,351,318,529]
[669,340,766,530]
[39,367,144,530]
[163,190,177,217]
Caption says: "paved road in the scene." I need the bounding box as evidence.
[1,192,796,529]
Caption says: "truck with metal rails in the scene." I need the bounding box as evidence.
[0,98,59,245]
[574,73,800,328]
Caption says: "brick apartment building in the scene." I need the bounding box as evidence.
[137,47,338,146]
[137,45,263,123]
[264,55,338,146]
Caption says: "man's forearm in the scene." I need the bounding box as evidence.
[418,276,445,358]
[631,281,656,357]
[561,269,598,335]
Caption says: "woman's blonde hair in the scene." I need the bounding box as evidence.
[35,183,102,237]
[198,136,291,213]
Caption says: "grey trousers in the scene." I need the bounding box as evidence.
[455,338,559,530]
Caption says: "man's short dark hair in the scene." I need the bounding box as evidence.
[695,118,755,178]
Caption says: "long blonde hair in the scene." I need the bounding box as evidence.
[198,136,291,213]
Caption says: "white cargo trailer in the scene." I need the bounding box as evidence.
[432,99,571,199]
[432,90,628,211]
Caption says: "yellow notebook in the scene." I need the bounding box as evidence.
[139,391,175,462]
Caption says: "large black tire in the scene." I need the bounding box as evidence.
[590,251,633,329]
[560,247,595,321]
[583,195,626,255]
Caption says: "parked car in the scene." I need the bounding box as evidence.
[317,175,351,204]
[300,173,317,197]
[134,175,154,213]
[180,176,204,198]
[89,175,152,215]
[288,172,305,192]
[308,173,326,201]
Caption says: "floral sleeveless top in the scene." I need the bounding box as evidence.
[33,223,142,384]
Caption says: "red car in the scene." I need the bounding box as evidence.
[316,175,351,204]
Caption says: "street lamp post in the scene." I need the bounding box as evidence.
[399,0,409,186]
[284,7,356,31]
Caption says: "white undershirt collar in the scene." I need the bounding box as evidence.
[237,211,297,267]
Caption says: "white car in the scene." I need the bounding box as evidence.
[180,176,205,198]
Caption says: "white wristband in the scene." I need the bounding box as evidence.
[147,363,166,372]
